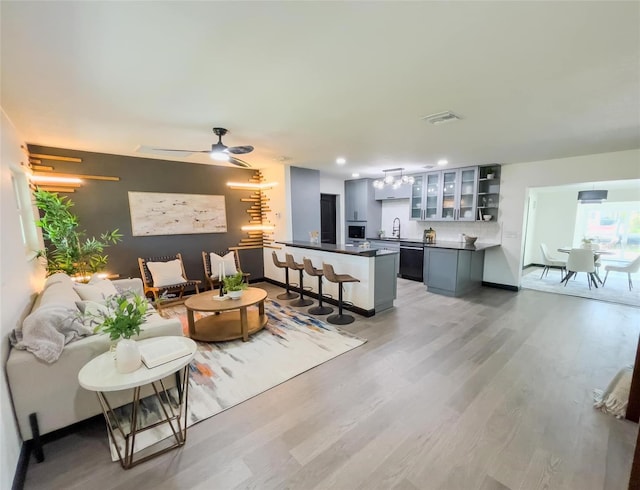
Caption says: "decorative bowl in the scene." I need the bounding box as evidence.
[482,215,492,221]
[464,236,478,245]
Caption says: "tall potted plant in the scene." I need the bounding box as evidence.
[34,189,122,278]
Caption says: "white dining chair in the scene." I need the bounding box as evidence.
[603,255,640,291]
[562,248,598,289]
[540,243,567,279]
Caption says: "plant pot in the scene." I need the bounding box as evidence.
[227,290,244,300]
[115,338,141,373]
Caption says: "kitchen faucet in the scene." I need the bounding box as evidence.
[392,217,401,239]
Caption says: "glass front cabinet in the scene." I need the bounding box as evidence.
[410,172,442,220]
[410,166,479,221]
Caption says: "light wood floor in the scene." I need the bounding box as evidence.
[23,280,640,490]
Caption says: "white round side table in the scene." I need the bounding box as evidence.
[78,336,196,469]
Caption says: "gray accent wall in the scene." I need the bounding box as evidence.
[290,166,321,241]
[28,145,265,283]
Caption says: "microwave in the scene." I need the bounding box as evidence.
[348,225,366,239]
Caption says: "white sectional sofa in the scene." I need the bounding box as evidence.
[6,273,183,456]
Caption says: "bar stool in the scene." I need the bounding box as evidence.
[272,251,299,300]
[285,254,313,307]
[322,263,360,325]
[303,258,334,315]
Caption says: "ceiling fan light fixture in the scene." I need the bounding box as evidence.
[577,190,608,203]
[211,151,229,162]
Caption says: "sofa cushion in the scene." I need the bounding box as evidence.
[146,259,185,287]
[44,272,74,289]
[74,279,118,301]
[39,281,82,310]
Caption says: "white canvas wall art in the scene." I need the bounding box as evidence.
[128,191,227,236]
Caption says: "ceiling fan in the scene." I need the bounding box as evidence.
[154,127,254,167]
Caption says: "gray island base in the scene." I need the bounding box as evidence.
[423,241,500,297]
[276,241,399,316]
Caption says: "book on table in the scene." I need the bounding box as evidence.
[139,338,191,369]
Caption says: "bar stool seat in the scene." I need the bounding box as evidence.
[322,263,360,325]
[303,258,334,315]
[272,251,299,300]
[286,254,313,307]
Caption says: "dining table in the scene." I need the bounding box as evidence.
[557,247,615,286]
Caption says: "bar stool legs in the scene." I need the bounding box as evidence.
[272,252,299,300]
[308,275,334,315]
[285,254,313,307]
[327,284,354,325]
[278,267,299,300]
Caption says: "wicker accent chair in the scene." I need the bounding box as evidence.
[138,253,201,310]
[202,250,250,291]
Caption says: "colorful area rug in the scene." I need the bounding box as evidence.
[109,299,366,459]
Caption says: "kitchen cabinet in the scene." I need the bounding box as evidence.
[423,246,485,297]
[344,178,381,223]
[374,184,411,201]
[410,167,478,221]
[410,172,442,220]
[477,165,501,222]
[440,167,478,221]
[369,240,400,275]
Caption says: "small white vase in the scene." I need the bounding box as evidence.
[227,290,243,300]
[115,338,141,373]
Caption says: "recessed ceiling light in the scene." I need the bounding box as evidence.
[336,157,346,165]
[437,159,448,166]
[351,172,360,178]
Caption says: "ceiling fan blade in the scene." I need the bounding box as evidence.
[227,145,254,155]
[229,156,251,168]
[153,148,210,154]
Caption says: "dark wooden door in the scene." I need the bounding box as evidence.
[320,194,337,244]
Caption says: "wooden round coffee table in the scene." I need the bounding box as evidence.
[184,287,268,342]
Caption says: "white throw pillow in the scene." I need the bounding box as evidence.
[147,259,185,287]
[76,300,109,328]
[210,252,237,279]
[74,279,118,301]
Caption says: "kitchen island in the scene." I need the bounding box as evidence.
[423,241,500,297]
[275,241,399,316]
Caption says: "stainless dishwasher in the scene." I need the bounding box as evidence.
[399,242,424,281]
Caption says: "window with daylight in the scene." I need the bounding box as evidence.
[10,169,39,254]
[573,201,640,261]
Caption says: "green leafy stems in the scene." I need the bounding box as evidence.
[92,292,151,341]
[222,271,248,292]
[34,189,122,277]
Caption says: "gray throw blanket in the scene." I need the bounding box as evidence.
[10,304,93,363]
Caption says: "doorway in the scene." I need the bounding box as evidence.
[320,194,337,244]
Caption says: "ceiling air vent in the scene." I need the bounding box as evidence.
[421,111,462,125]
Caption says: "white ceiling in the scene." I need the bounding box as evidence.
[1,1,639,178]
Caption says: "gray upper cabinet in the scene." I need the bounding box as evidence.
[410,166,479,221]
[344,178,381,225]
[440,166,478,221]
[374,184,411,200]
[410,172,442,221]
